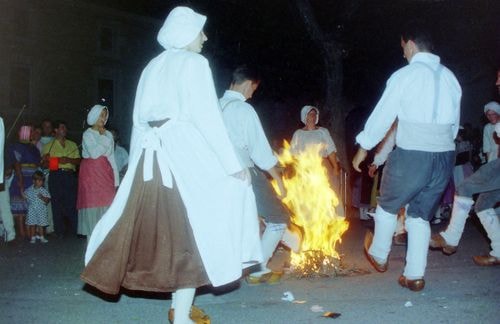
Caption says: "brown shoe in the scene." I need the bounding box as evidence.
[364,231,388,272]
[393,233,407,246]
[429,233,457,255]
[168,305,211,324]
[472,254,500,266]
[398,275,425,292]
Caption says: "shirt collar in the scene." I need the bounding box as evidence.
[410,52,440,65]
[223,89,246,102]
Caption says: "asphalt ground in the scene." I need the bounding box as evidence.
[1,216,499,323]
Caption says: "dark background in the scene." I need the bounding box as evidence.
[86,0,500,141]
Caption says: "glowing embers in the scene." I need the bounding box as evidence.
[274,141,349,277]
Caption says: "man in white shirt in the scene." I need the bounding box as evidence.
[352,22,461,291]
[430,71,500,266]
[220,66,290,284]
[482,101,499,162]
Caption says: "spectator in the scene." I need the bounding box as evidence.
[42,121,80,236]
[8,125,41,240]
[482,101,499,163]
[24,171,51,243]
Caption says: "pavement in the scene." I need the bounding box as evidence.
[1,216,499,324]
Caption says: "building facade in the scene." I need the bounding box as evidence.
[0,0,162,145]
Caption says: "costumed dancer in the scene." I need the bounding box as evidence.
[77,105,118,241]
[220,66,291,285]
[0,116,16,242]
[290,106,345,217]
[81,7,262,324]
[352,22,461,291]
[430,78,500,266]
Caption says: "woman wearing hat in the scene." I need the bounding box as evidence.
[81,7,261,324]
[290,105,345,216]
[76,105,118,240]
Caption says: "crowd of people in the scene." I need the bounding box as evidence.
[0,116,129,244]
[0,5,498,324]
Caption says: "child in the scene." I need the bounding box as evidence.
[24,171,51,243]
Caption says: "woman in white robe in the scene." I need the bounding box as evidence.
[81,7,261,324]
[290,106,345,216]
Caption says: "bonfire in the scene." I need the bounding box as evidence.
[273,141,349,277]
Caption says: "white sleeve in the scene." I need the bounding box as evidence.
[0,117,4,183]
[355,74,401,150]
[82,130,114,159]
[290,130,300,155]
[244,107,277,171]
[372,126,397,166]
[483,125,492,154]
[320,128,337,157]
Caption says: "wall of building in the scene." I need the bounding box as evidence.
[0,0,162,145]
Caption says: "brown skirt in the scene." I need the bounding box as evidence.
[80,153,209,295]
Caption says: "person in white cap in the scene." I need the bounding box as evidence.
[482,101,499,163]
[352,22,461,291]
[76,105,118,241]
[81,7,261,324]
[290,105,345,217]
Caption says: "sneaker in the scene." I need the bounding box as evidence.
[39,236,48,243]
[30,237,37,244]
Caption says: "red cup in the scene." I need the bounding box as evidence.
[49,157,59,171]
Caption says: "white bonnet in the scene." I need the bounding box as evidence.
[300,105,319,125]
[157,7,206,50]
[87,105,108,126]
[484,101,500,114]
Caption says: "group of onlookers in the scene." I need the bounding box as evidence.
[0,115,128,244]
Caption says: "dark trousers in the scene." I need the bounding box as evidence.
[457,159,500,212]
[49,170,78,235]
[378,147,455,221]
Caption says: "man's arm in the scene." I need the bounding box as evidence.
[267,165,286,199]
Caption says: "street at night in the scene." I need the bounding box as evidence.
[1,218,498,323]
[1,1,499,323]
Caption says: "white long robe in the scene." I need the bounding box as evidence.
[85,48,262,287]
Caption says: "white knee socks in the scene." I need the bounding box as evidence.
[440,195,474,246]
[172,288,195,324]
[404,216,430,279]
[252,222,286,276]
[369,205,397,263]
[477,208,500,258]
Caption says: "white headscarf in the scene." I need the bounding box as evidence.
[157,7,206,50]
[300,105,319,125]
[484,101,500,114]
[87,105,108,126]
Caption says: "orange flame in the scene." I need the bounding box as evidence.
[273,140,349,273]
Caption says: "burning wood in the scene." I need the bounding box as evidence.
[273,141,349,277]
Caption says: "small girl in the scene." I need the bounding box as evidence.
[24,171,51,243]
